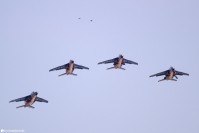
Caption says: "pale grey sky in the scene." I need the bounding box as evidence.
[0,0,199,133]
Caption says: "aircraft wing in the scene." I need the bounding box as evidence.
[36,97,48,103]
[98,57,118,64]
[49,63,69,71]
[9,95,30,103]
[175,70,189,76]
[149,70,169,77]
[123,58,138,65]
[75,64,89,70]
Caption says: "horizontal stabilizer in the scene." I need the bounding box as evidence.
[16,105,25,109]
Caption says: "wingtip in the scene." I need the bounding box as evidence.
[85,67,89,70]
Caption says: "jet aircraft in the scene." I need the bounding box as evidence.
[9,92,48,109]
[98,55,138,70]
[149,67,189,82]
[49,60,89,76]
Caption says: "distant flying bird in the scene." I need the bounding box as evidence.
[78,17,81,19]
[49,60,89,76]
[149,67,189,82]
[90,19,93,22]
[9,92,48,109]
[98,54,138,70]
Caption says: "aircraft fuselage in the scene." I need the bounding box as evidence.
[66,63,75,74]
[25,95,37,107]
[114,58,123,69]
[165,71,175,80]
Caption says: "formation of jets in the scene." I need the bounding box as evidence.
[9,54,189,109]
